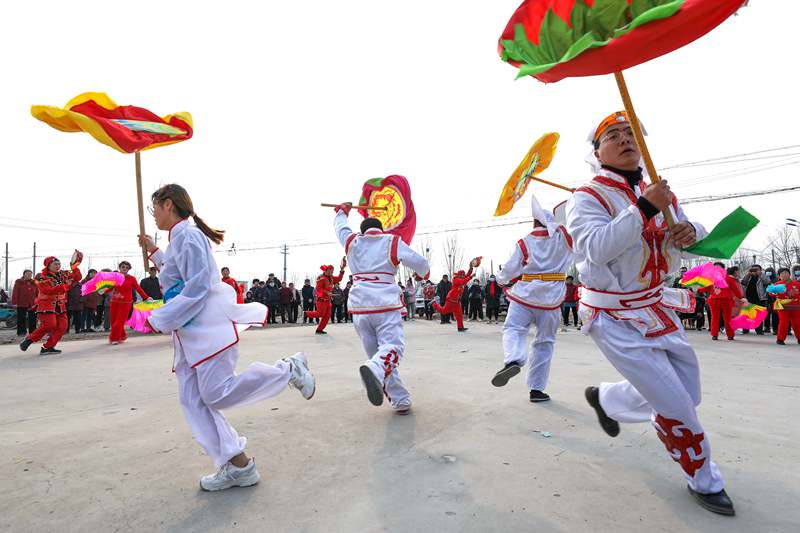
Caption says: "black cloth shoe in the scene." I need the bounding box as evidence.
[711,336,718,340]
[687,486,735,516]
[40,347,62,355]
[529,390,551,402]
[491,362,521,387]
[20,338,33,352]
[777,340,786,345]
[358,365,384,406]
[584,386,620,437]
[315,330,327,335]
[457,327,469,332]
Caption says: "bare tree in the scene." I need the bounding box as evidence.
[766,225,800,269]
[442,234,465,276]
[418,237,434,266]
[399,237,435,285]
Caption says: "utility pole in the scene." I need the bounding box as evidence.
[281,244,289,282]
[33,242,37,273]
[772,249,776,270]
[4,243,8,292]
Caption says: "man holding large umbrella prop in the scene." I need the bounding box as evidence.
[498,0,754,516]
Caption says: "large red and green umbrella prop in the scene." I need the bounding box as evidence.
[498,0,754,254]
[499,0,746,83]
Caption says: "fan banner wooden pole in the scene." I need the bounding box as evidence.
[613,71,677,228]
[134,152,149,272]
[320,203,388,211]
[531,176,574,193]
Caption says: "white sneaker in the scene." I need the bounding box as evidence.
[199,458,260,491]
[286,352,316,400]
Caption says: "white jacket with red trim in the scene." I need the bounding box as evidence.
[334,211,429,314]
[497,225,574,309]
[565,168,707,337]
[148,219,267,368]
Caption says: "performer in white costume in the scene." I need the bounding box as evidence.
[332,203,430,414]
[140,184,316,492]
[492,195,573,402]
[566,112,734,515]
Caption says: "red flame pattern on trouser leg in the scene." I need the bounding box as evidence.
[352,311,410,409]
[653,415,706,477]
[588,312,725,494]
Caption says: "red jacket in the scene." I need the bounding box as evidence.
[446,267,474,302]
[11,278,38,308]
[315,271,344,301]
[222,276,244,304]
[34,268,82,314]
[111,274,149,304]
[701,275,743,301]
[772,280,800,310]
[564,283,579,303]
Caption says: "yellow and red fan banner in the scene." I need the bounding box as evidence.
[31,92,192,153]
[494,132,559,216]
[357,175,416,244]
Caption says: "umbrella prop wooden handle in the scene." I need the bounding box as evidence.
[320,203,388,211]
[614,71,677,229]
[135,152,149,272]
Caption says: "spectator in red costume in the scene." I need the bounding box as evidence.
[20,253,83,355]
[221,267,244,304]
[701,263,746,341]
[433,257,482,332]
[109,261,149,345]
[304,259,346,334]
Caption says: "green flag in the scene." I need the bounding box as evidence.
[683,206,759,259]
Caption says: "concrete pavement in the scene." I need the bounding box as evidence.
[1,320,798,532]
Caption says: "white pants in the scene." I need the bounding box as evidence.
[589,312,724,494]
[352,311,410,409]
[502,302,560,391]
[174,338,292,468]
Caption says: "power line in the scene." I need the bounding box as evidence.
[660,144,800,170]
[682,185,800,204]
[0,215,129,232]
[0,222,130,238]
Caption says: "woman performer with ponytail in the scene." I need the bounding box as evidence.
[139,184,316,491]
[108,260,150,345]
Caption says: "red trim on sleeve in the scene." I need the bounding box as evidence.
[517,239,529,266]
[557,225,573,250]
[345,233,357,255]
[390,235,400,266]
[147,248,161,272]
[575,186,612,216]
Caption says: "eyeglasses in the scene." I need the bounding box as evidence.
[600,127,635,144]
[147,205,155,216]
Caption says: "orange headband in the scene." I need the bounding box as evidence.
[593,111,629,143]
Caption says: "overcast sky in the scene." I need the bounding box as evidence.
[2,1,797,286]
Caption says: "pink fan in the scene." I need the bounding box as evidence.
[126,300,164,333]
[680,262,727,290]
[81,271,125,295]
[729,303,767,331]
